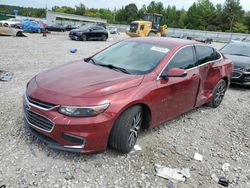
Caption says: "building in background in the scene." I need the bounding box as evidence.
[46,10,107,26]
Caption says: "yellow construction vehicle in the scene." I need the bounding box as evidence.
[126,13,167,37]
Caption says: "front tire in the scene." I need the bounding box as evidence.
[109,105,142,153]
[81,34,87,41]
[207,79,227,108]
[148,32,156,37]
[102,34,107,41]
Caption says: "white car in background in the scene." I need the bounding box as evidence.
[0,21,24,36]
[107,26,118,34]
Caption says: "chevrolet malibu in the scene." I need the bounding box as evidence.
[23,37,233,154]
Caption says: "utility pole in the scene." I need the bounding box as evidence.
[113,7,116,23]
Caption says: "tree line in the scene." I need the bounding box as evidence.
[0,0,250,33]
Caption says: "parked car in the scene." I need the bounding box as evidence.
[69,25,108,41]
[45,23,66,32]
[0,21,24,36]
[3,18,21,28]
[64,24,78,31]
[230,37,246,43]
[23,38,233,154]
[107,26,118,34]
[21,20,44,33]
[195,37,213,44]
[220,42,250,86]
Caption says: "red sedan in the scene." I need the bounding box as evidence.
[23,37,233,153]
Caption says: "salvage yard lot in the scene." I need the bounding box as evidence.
[0,32,249,187]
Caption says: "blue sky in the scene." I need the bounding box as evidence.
[1,0,250,11]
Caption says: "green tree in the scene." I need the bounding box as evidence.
[75,3,86,16]
[185,3,200,29]
[138,4,147,19]
[233,22,248,33]
[124,3,138,23]
[147,1,164,14]
[52,6,75,14]
[85,8,100,18]
[115,6,126,24]
[99,9,113,23]
[243,11,250,32]
[222,0,245,32]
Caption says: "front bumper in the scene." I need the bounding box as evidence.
[231,69,250,86]
[24,118,83,152]
[69,34,80,40]
[23,94,115,153]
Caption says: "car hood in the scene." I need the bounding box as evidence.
[224,54,250,68]
[31,61,143,103]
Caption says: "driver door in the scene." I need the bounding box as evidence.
[154,46,200,124]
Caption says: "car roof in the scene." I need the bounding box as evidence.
[126,37,200,48]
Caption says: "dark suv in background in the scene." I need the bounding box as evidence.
[45,23,66,32]
[69,25,108,41]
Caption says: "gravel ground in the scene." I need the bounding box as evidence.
[0,32,249,188]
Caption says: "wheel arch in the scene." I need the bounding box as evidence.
[221,76,229,87]
[114,102,152,130]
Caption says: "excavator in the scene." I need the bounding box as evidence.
[126,13,167,37]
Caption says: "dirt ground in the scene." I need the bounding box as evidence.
[0,32,249,188]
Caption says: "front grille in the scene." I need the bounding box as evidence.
[232,71,242,78]
[130,23,138,33]
[25,109,54,132]
[27,95,56,109]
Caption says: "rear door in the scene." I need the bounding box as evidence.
[91,26,102,39]
[155,46,200,124]
[194,45,222,106]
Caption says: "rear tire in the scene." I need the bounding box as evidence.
[109,105,142,153]
[207,79,227,108]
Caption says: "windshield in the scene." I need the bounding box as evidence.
[91,41,171,75]
[80,25,91,30]
[220,43,250,57]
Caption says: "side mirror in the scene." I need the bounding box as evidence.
[89,29,93,32]
[160,68,187,78]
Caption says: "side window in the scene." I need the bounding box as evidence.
[167,46,195,70]
[195,46,215,66]
[140,25,144,30]
[212,49,221,60]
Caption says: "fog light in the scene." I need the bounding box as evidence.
[244,76,250,81]
[62,133,85,145]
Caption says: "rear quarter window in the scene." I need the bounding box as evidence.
[195,46,220,66]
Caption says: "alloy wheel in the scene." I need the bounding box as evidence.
[128,111,142,147]
[214,81,226,106]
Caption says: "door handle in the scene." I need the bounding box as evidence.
[191,74,198,80]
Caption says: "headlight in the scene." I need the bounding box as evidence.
[58,103,109,117]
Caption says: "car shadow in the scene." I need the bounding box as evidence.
[229,83,250,90]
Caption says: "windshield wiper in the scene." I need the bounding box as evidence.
[84,57,97,64]
[97,64,131,74]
